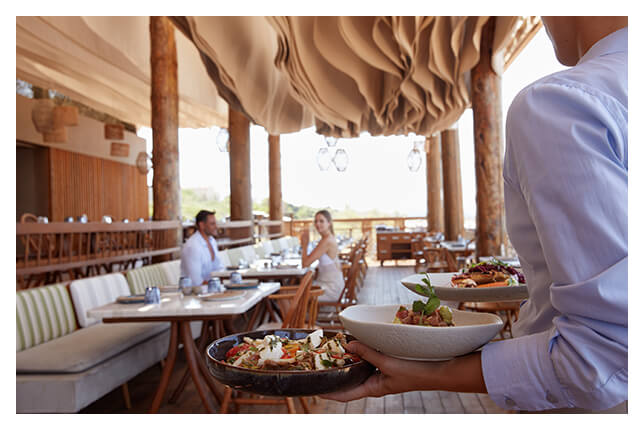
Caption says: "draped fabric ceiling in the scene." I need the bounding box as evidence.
[16,16,540,137]
[173,16,541,137]
[16,16,229,129]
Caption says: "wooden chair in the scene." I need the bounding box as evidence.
[315,248,363,329]
[459,300,522,339]
[219,271,315,414]
[420,247,453,272]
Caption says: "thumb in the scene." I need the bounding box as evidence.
[345,341,388,368]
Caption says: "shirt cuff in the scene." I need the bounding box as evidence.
[481,330,570,411]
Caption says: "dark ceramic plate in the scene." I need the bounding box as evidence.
[206,329,375,396]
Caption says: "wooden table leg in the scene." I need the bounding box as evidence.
[179,321,216,413]
[149,321,179,413]
[169,320,210,404]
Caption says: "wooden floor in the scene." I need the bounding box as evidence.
[81,261,508,414]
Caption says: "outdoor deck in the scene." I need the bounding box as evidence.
[81,262,509,414]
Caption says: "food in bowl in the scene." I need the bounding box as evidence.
[394,272,454,327]
[451,259,525,288]
[222,329,361,370]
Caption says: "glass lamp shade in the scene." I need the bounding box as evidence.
[324,136,338,147]
[316,147,332,171]
[407,148,422,172]
[216,128,230,152]
[332,148,349,172]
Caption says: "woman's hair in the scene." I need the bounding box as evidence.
[315,209,335,235]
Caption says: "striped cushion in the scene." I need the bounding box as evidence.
[160,260,181,286]
[126,264,167,294]
[69,273,130,328]
[16,284,77,352]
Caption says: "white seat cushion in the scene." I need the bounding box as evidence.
[16,321,169,374]
[240,245,257,263]
[262,241,275,255]
[218,249,231,267]
[69,273,130,328]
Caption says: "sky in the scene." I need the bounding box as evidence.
[138,26,567,225]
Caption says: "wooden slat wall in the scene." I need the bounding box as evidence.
[49,148,148,222]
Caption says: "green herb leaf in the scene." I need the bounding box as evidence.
[321,359,334,368]
[412,300,425,313]
[424,296,441,314]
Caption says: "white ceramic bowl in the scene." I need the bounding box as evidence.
[339,304,503,361]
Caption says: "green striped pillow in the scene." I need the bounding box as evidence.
[16,284,77,352]
[126,264,167,295]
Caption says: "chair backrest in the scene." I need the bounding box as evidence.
[160,259,181,286]
[126,264,168,294]
[271,271,314,329]
[240,245,258,263]
[69,273,130,327]
[218,249,231,267]
[253,243,266,259]
[278,237,290,252]
[227,247,243,266]
[343,248,364,303]
[16,284,77,352]
[261,240,275,255]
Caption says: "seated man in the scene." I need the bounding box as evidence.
[180,209,224,285]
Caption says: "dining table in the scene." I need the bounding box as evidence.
[211,256,317,284]
[86,282,281,413]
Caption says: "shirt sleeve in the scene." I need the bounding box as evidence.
[481,82,628,411]
[211,238,225,271]
[181,241,205,285]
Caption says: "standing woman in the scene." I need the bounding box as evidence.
[301,210,345,301]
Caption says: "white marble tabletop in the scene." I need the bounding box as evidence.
[86,282,281,321]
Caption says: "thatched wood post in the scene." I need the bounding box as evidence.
[268,134,283,236]
[229,107,252,240]
[150,16,181,253]
[426,134,444,233]
[472,17,504,257]
[441,128,464,241]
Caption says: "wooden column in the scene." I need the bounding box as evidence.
[472,17,504,257]
[229,107,252,240]
[441,128,464,241]
[150,16,181,251]
[426,134,444,233]
[268,134,283,236]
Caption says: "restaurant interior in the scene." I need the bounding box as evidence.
[14,15,628,416]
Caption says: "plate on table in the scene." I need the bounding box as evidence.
[400,273,528,302]
[116,294,146,304]
[198,290,246,301]
[339,304,503,361]
[223,279,260,289]
[206,329,375,396]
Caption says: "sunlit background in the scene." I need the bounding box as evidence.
[138,26,566,226]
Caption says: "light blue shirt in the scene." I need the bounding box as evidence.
[481,28,627,411]
[180,232,225,285]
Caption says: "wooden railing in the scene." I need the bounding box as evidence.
[16,220,181,289]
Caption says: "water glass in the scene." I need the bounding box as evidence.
[144,286,161,304]
[230,271,242,284]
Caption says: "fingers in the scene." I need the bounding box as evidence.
[345,341,393,370]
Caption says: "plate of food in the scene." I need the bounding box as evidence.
[401,260,528,302]
[223,279,260,289]
[339,277,503,360]
[198,290,246,301]
[206,329,375,396]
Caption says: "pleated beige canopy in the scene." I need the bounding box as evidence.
[16,16,229,129]
[173,16,541,137]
